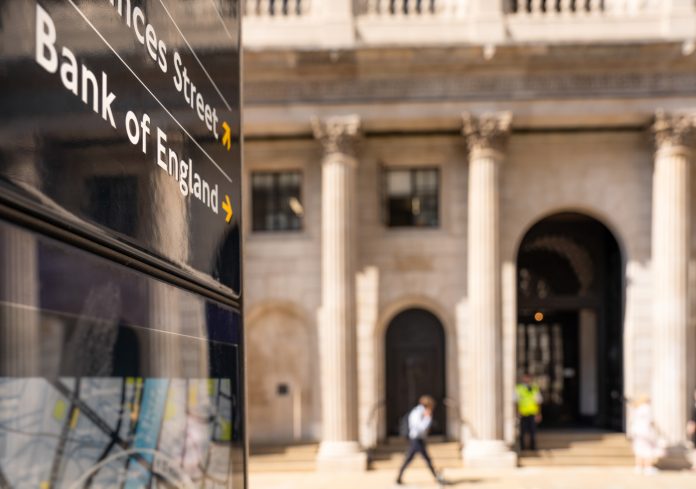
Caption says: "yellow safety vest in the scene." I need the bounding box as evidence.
[516,384,541,416]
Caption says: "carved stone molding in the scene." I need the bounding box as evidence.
[653,110,696,151]
[311,115,361,157]
[462,112,512,157]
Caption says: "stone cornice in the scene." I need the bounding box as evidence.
[462,112,512,157]
[244,44,696,107]
[312,115,362,156]
[653,110,696,151]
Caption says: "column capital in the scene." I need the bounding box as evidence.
[462,112,512,158]
[653,110,696,153]
[312,115,361,158]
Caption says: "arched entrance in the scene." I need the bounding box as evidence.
[516,212,624,431]
[386,308,446,436]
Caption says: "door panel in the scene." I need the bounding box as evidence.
[517,312,579,427]
[386,309,446,436]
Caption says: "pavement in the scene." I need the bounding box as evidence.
[250,467,696,489]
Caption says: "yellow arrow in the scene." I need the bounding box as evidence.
[221,121,232,151]
[222,194,233,223]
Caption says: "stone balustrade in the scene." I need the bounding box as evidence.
[508,0,661,17]
[244,0,311,18]
[360,0,470,17]
[242,0,696,48]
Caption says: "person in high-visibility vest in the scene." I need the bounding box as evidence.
[515,374,543,451]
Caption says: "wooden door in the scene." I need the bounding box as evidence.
[386,309,446,436]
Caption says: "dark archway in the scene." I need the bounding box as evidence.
[386,308,446,436]
[516,212,624,431]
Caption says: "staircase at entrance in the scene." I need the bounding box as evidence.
[369,437,462,471]
[519,431,633,467]
[248,431,633,472]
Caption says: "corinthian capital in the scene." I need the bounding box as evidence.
[462,112,512,157]
[653,110,696,151]
[312,115,361,157]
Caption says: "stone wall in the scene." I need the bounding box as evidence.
[243,129,661,445]
[499,130,654,440]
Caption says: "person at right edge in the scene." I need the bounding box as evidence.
[515,373,543,451]
[396,395,444,485]
[686,389,696,471]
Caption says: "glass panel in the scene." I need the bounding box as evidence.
[385,168,439,228]
[251,171,302,232]
[0,219,244,488]
[252,173,275,232]
[386,170,411,197]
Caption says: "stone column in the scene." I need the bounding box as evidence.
[312,115,366,471]
[461,112,516,468]
[651,111,694,464]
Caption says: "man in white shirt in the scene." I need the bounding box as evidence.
[396,395,444,485]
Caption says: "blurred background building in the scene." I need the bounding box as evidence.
[242,0,696,471]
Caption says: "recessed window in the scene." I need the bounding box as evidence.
[252,171,303,232]
[384,168,439,228]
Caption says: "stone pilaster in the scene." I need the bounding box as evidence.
[461,112,517,468]
[0,225,39,376]
[651,110,695,466]
[312,115,367,471]
[0,143,41,377]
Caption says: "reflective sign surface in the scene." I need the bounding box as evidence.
[0,218,245,488]
[0,0,242,295]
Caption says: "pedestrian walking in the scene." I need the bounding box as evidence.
[515,373,543,451]
[686,389,696,471]
[396,395,444,486]
[628,395,659,475]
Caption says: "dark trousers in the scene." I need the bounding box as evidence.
[397,438,437,481]
[519,415,537,451]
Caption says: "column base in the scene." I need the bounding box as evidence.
[655,444,692,470]
[316,441,367,472]
[463,440,517,468]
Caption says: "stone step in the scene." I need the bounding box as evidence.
[248,461,316,472]
[519,456,634,467]
[518,431,634,467]
[369,441,463,470]
[249,443,318,473]
[250,446,319,456]
[371,444,461,454]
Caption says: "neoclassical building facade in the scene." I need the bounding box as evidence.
[242,0,696,469]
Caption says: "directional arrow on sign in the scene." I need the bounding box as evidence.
[221,121,232,151]
[222,194,233,223]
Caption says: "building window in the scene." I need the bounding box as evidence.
[252,171,303,232]
[384,168,439,228]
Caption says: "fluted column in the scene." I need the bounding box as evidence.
[651,111,694,462]
[461,112,516,468]
[312,115,366,471]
